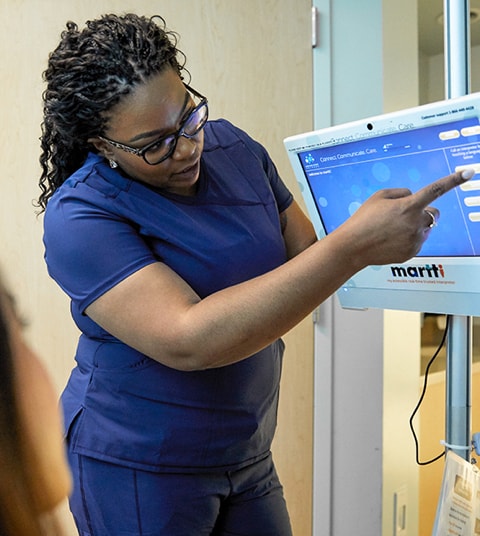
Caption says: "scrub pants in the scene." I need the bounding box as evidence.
[68,451,293,536]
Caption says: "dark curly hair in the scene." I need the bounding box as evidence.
[37,13,188,212]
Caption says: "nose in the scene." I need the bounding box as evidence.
[171,134,197,161]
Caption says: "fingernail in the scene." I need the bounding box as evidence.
[461,168,476,180]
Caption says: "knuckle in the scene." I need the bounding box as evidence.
[430,182,444,198]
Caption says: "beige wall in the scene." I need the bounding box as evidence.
[0,1,313,534]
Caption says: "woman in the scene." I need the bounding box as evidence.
[0,278,72,535]
[38,13,472,536]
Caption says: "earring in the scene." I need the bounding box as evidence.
[109,159,118,169]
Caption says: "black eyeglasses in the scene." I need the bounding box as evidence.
[98,85,208,166]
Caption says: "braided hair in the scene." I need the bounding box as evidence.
[38,13,188,212]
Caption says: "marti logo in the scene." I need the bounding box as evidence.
[390,263,445,279]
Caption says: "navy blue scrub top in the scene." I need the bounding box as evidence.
[44,119,294,472]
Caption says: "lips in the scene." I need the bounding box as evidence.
[179,161,198,175]
[175,159,200,178]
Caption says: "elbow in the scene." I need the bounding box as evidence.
[164,355,211,372]
[144,315,252,371]
[147,339,226,372]
[148,334,244,372]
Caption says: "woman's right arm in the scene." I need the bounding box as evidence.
[85,170,472,371]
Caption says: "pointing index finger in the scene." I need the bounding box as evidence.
[411,168,476,208]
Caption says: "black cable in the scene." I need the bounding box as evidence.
[409,315,451,465]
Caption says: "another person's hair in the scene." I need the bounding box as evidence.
[38,13,188,211]
[0,288,45,535]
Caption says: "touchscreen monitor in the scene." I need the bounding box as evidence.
[284,93,480,315]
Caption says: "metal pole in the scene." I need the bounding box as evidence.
[443,0,472,461]
[445,317,472,459]
[444,0,471,99]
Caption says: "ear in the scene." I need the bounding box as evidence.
[88,137,114,158]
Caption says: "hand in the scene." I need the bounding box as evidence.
[338,168,475,267]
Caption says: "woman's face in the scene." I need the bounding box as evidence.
[92,68,206,196]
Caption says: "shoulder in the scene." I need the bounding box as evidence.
[201,119,292,211]
[203,119,273,171]
[45,153,132,219]
[203,119,262,152]
[43,153,134,265]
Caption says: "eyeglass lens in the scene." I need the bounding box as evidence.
[144,101,208,165]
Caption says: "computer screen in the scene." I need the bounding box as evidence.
[284,93,480,315]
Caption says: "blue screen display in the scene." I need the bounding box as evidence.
[299,117,480,256]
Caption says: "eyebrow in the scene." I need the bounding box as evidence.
[127,90,191,144]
